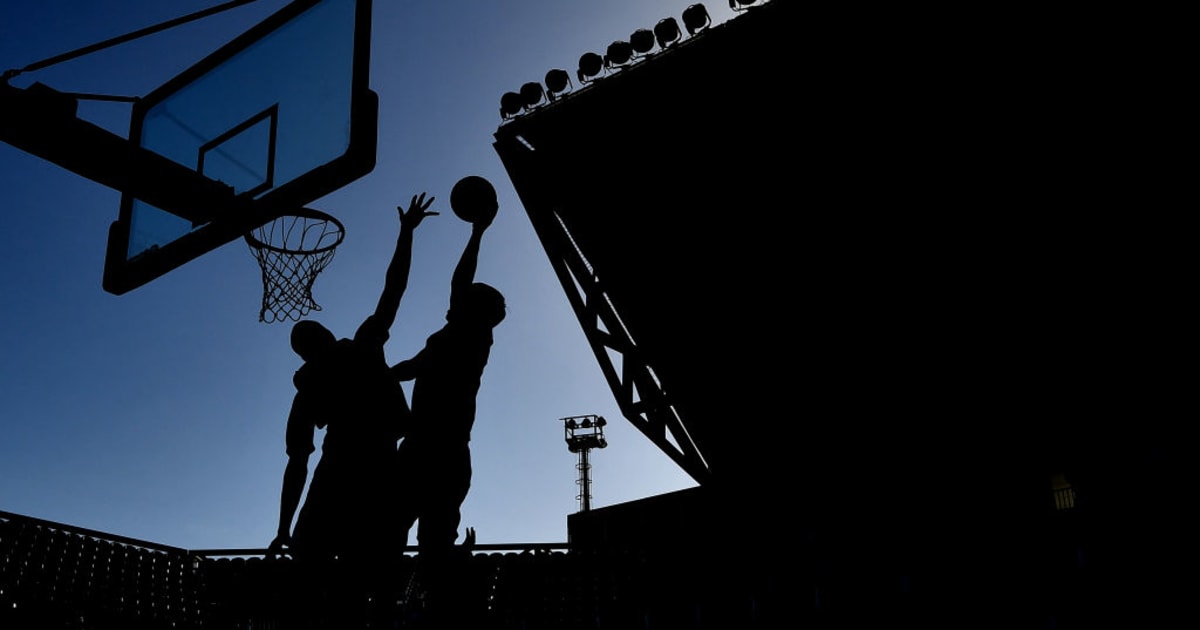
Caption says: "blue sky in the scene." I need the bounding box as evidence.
[0,0,742,549]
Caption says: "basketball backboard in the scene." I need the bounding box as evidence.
[102,0,376,295]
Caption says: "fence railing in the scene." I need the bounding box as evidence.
[1053,487,1077,511]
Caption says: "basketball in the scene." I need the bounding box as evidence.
[450,176,499,224]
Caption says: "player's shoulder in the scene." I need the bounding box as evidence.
[293,362,315,390]
[293,349,348,390]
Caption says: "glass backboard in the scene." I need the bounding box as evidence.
[103,0,376,295]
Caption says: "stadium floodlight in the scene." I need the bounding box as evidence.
[630,29,656,57]
[544,68,572,100]
[654,17,682,48]
[730,0,766,11]
[682,4,712,36]
[577,52,604,83]
[519,81,546,110]
[500,91,523,119]
[605,41,634,69]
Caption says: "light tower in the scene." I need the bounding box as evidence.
[561,414,608,512]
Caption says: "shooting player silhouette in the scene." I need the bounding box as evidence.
[390,176,505,619]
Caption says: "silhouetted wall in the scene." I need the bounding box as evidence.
[496,2,1182,626]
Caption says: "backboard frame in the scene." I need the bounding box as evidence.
[102,0,376,295]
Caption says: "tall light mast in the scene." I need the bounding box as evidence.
[561,415,608,512]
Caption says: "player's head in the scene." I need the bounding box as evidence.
[291,320,336,360]
[448,282,506,328]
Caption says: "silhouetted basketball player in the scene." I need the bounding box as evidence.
[269,193,436,565]
[390,177,505,617]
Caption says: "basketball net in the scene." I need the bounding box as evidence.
[245,209,345,323]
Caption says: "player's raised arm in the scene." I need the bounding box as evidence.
[373,193,437,330]
[450,220,487,301]
[448,177,498,304]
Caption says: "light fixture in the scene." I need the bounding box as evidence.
[499,91,522,119]
[519,81,546,110]
[605,40,634,69]
[630,29,656,57]
[577,52,604,83]
[729,0,764,11]
[654,17,681,48]
[682,4,711,36]
[544,68,572,99]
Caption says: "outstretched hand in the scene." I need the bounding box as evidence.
[399,193,438,229]
[474,204,497,231]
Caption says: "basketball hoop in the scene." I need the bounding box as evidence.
[245,208,345,324]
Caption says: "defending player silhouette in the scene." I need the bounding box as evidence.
[390,176,505,616]
[269,193,436,564]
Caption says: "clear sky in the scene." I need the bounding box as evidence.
[0,0,742,549]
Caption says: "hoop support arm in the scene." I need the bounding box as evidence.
[0,82,235,224]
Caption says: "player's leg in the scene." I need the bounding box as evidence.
[414,444,473,623]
